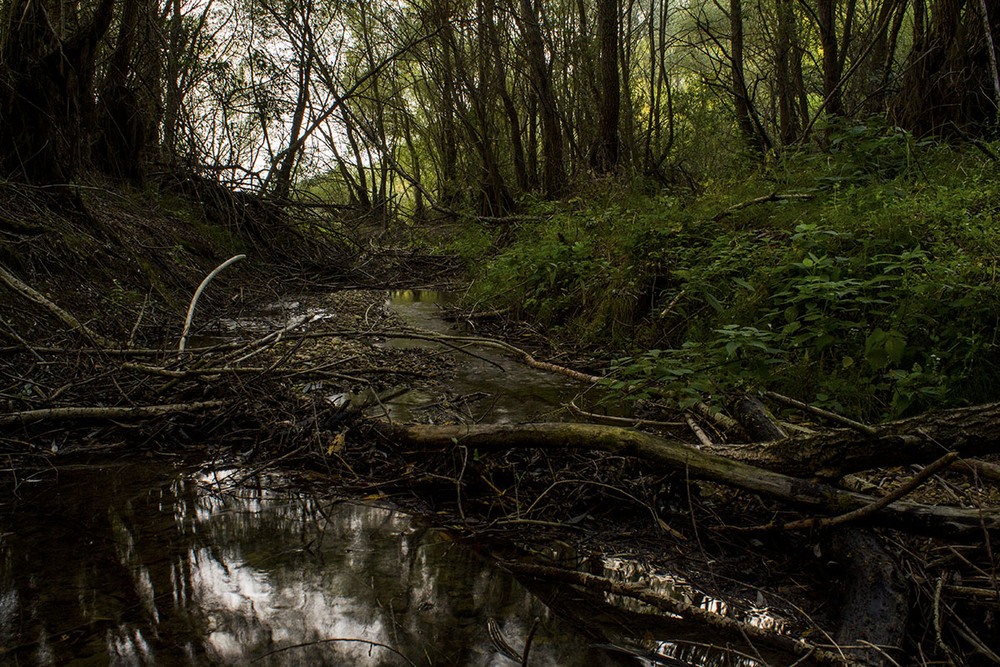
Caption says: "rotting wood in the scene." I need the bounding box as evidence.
[950,457,1000,482]
[376,420,1000,536]
[705,400,1000,477]
[732,452,959,532]
[733,392,787,441]
[504,561,861,666]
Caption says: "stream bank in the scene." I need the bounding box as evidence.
[0,284,832,666]
[3,274,998,665]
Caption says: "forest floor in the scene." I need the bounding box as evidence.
[2,178,999,665]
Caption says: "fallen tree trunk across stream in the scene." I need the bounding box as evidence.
[377,420,1000,538]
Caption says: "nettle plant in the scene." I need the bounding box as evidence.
[604,223,993,418]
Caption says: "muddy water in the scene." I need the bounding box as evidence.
[0,461,652,665]
[383,290,592,424]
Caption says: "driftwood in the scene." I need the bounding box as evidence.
[0,401,225,427]
[377,420,999,537]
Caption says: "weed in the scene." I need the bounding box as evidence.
[462,140,1000,419]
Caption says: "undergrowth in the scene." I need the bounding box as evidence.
[456,123,1000,420]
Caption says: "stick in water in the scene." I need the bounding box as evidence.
[178,254,246,356]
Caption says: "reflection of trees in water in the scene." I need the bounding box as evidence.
[1,463,624,665]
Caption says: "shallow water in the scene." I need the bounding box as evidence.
[0,460,645,665]
[384,290,591,424]
[0,292,793,665]
[0,459,788,666]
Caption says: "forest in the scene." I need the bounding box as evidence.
[2,0,1000,664]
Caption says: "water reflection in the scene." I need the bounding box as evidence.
[384,291,587,424]
[0,460,642,665]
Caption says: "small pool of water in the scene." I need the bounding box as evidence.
[0,460,789,666]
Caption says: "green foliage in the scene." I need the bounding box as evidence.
[468,142,1000,420]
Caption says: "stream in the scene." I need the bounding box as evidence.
[380,290,589,424]
[0,291,790,665]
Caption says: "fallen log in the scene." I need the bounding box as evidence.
[377,420,1000,537]
[705,401,1000,478]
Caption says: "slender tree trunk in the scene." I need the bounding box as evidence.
[817,0,843,116]
[271,50,313,201]
[775,0,798,144]
[162,0,183,159]
[488,2,528,192]
[402,115,425,218]
[439,29,460,205]
[527,93,540,189]
[978,0,1000,120]
[729,0,766,152]
[341,109,372,209]
[517,0,565,196]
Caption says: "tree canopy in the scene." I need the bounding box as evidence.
[1,0,998,209]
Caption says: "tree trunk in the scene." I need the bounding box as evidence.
[591,0,621,173]
[729,0,768,153]
[775,0,799,144]
[271,48,314,201]
[890,0,1000,133]
[0,0,115,183]
[817,0,844,116]
[94,0,157,182]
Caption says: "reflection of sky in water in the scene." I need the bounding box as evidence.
[0,461,645,665]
